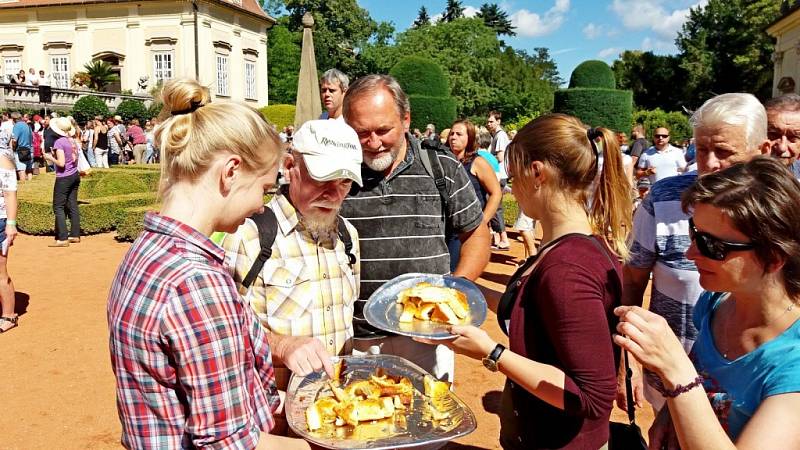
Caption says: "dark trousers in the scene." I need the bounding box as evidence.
[109,152,120,166]
[53,173,81,240]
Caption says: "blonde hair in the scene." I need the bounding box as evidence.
[507,113,632,260]
[154,78,282,196]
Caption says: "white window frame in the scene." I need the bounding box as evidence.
[216,54,229,97]
[3,56,20,79]
[50,55,69,88]
[244,61,256,100]
[153,51,173,84]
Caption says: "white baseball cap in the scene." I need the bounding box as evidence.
[292,119,363,186]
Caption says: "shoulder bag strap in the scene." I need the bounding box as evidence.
[242,207,278,289]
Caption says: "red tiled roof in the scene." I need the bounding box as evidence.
[0,0,274,22]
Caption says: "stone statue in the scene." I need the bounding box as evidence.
[137,75,149,93]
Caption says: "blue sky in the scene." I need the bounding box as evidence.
[359,0,708,84]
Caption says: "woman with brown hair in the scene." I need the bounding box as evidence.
[421,113,632,448]
[615,157,800,449]
[446,119,501,269]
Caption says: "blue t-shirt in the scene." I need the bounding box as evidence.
[477,149,500,174]
[690,291,800,439]
[12,122,32,149]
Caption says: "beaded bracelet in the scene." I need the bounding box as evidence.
[653,375,704,398]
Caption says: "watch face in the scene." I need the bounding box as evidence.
[482,357,497,372]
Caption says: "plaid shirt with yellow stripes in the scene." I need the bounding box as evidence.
[222,193,360,386]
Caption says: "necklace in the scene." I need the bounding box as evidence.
[720,301,797,359]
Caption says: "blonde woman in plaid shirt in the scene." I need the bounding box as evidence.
[222,119,363,435]
[107,78,310,450]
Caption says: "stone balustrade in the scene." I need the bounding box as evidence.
[0,83,152,111]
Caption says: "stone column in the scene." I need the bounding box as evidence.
[294,12,321,126]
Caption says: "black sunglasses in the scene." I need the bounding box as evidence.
[688,218,755,261]
[654,134,669,138]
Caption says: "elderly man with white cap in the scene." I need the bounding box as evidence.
[221,119,362,434]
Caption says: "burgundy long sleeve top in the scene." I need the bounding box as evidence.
[499,234,622,449]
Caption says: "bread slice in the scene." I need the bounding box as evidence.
[430,302,459,325]
[448,291,469,319]
[415,302,436,320]
[399,301,417,323]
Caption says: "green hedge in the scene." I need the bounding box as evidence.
[554,88,633,133]
[260,104,296,129]
[72,95,110,124]
[569,60,616,89]
[407,95,457,133]
[17,166,160,237]
[391,57,456,132]
[390,56,450,97]
[115,99,149,123]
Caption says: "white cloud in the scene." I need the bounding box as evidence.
[463,6,479,18]
[641,37,674,52]
[511,0,571,38]
[610,0,708,39]
[552,47,579,55]
[583,23,602,39]
[598,47,622,59]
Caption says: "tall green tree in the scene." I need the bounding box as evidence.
[413,6,431,28]
[612,50,687,111]
[267,21,301,104]
[280,0,391,76]
[676,0,781,104]
[476,3,516,36]
[442,0,465,22]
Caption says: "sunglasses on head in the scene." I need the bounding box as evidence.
[688,218,755,261]
[654,134,669,139]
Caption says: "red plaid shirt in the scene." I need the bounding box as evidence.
[108,213,280,449]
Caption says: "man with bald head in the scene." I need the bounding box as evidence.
[340,74,489,383]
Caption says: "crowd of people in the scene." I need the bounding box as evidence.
[1,62,796,448]
[101,70,800,450]
[5,67,50,86]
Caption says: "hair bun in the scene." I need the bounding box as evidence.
[160,78,211,117]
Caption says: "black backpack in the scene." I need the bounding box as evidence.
[240,207,357,289]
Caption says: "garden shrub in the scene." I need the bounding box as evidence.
[554,60,632,133]
[116,204,160,242]
[390,57,457,132]
[569,60,617,89]
[260,104,296,129]
[115,99,149,123]
[72,95,110,124]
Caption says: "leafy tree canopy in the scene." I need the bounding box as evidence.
[443,0,465,22]
[413,6,431,28]
[612,51,687,112]
[476,3,516,36]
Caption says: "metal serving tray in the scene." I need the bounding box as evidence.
[285,354,477,449]
[363,273,487,340]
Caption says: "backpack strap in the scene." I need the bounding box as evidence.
[337,217,357,266]
[241,207,279,289]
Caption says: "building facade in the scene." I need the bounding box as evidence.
[768,5,800,98]
[0,0,274,107]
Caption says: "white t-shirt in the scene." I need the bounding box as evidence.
[491,129,510,180]
[0,167,18,219]
[637,145,686,183]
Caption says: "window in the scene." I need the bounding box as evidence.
[244,61,256,100]
[3,57,20,79]
[50,55,69,88]
[153,51,173,84]
[216,54,229,96]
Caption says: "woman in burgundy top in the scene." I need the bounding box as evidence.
[426,114,632,449]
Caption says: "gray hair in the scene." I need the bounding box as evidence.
[320,68,350,91]
[690,93,767,151]
[764,94,800,113]
[477,131,492,149]
[426,123,435,132]
[343,74,410,121]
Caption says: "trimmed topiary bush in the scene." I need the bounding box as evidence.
[554,60,632,133]
[569,60,617,89]
[115,99,149,123]
[390,57,457,133]
[72,95,110,124]
[260,104,296,129]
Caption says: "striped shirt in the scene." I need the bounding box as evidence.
[340,134,483,338]
[221,191,360,388]
[107,213,280,449]
[629,172,702,405]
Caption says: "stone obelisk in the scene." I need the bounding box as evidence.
[294,12,322,126]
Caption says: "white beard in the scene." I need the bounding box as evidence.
[364,151,396,172]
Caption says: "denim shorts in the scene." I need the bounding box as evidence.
[13,152,32,172]
[0,218,7,247]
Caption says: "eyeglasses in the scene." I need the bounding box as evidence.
[654,134,669,139]
[688,218,755,261]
